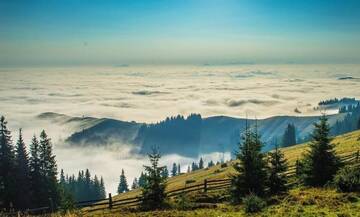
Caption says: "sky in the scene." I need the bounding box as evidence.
[1,0,360,66]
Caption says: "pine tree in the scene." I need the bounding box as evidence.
[161,166,169,178]
[231,123,267,202]
[0,116,16,210]
[199,157,204,169]
[84,169,92,199]
[39,130,60,207]
[132,178,139,190]
[171,163,177,176]
[177,164,181,174]
[141,148,167,210]
[357,117,360,130]
[267,144,288,194]
[14,129,31,210]
[300,115,340,186]
[208,160,214,168]
[282,123,296,147]
[117,169,129,194]
[93,175,101,200]
[138,172,147,188]
[187,165,191,173]
[100,177,106,199]
[29,135,43,208]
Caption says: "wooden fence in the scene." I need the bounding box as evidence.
[2,150,359,215]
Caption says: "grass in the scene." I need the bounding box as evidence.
[40,187,360,217]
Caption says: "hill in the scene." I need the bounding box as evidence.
[71,129,360,216]
[39,111,352,157]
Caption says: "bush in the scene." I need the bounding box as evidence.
[334,165,360,192]
[242,193,266,213]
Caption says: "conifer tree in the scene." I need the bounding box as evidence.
[208,160,214,168]
[187,165,191,173]
[300,115,340,186]
[117,169,129,194]
[231,123,267,202]
[138,172,147,188]
[177,164,181,174]
[267,144,288,194]
[29,135,42,208]
[84,169,92,199]
[199,157,204,169]
[171,163,177,176]
[93,175,101,199]
[357,117,360,130]
[132,178,139,189]
[141,148,167,210]
[0,116,16,210]
[282,123,296,147]
[100,177,106,199]
[39,130,60,207]
[161,166,169,178]
[14,129,31,209]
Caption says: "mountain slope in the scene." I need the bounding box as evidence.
[61,112,346,157]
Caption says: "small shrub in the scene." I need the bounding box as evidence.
[334,165,360,192]
[242,193,266,213]
[185,179,196,184]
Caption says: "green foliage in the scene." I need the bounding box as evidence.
[334,165,360,192]
[0,116,16,210]
[231,123,267,202]
[199,157,204,169]
[242,193,266,213]
[282,123,296,147]
[268,144,288,194]
[300,115,341,187]
[118,169,129,194]
[141,147,167,210]
[14,129,31,210]
[172,163,177,176]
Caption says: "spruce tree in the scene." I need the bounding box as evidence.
[199,157,204,169]
[138,172,147,188]
[93,175,101,200]
[161,166,169,178]
[84,169,92,199]
[171,163,177,176]
[208,160,214,168]
[39,130,60,207]
[14,129,31,210]
[177,164,181,174]
[300,115,340,186]
[282,123,296,147]
[267,144,288,194]
[29,135,42,208]
[117,169,129,194]
[100,177,106,199]
[132,178,139,190]
[0,116,16,210]
[231,123,267,202]
[141,148,167,210]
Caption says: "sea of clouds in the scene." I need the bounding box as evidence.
[1,64,360,194]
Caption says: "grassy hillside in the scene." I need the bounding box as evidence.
[111,129,360,202]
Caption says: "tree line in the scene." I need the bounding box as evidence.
[0,116,106,212]
[60,169,106,202]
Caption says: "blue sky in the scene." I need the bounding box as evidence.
[1,0,360,66]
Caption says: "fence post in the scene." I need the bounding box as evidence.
[204,179,208,193]
[108,193,112,209]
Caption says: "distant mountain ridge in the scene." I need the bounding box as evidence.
[37,111,352,157]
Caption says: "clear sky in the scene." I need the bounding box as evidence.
[1,0,360,66]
